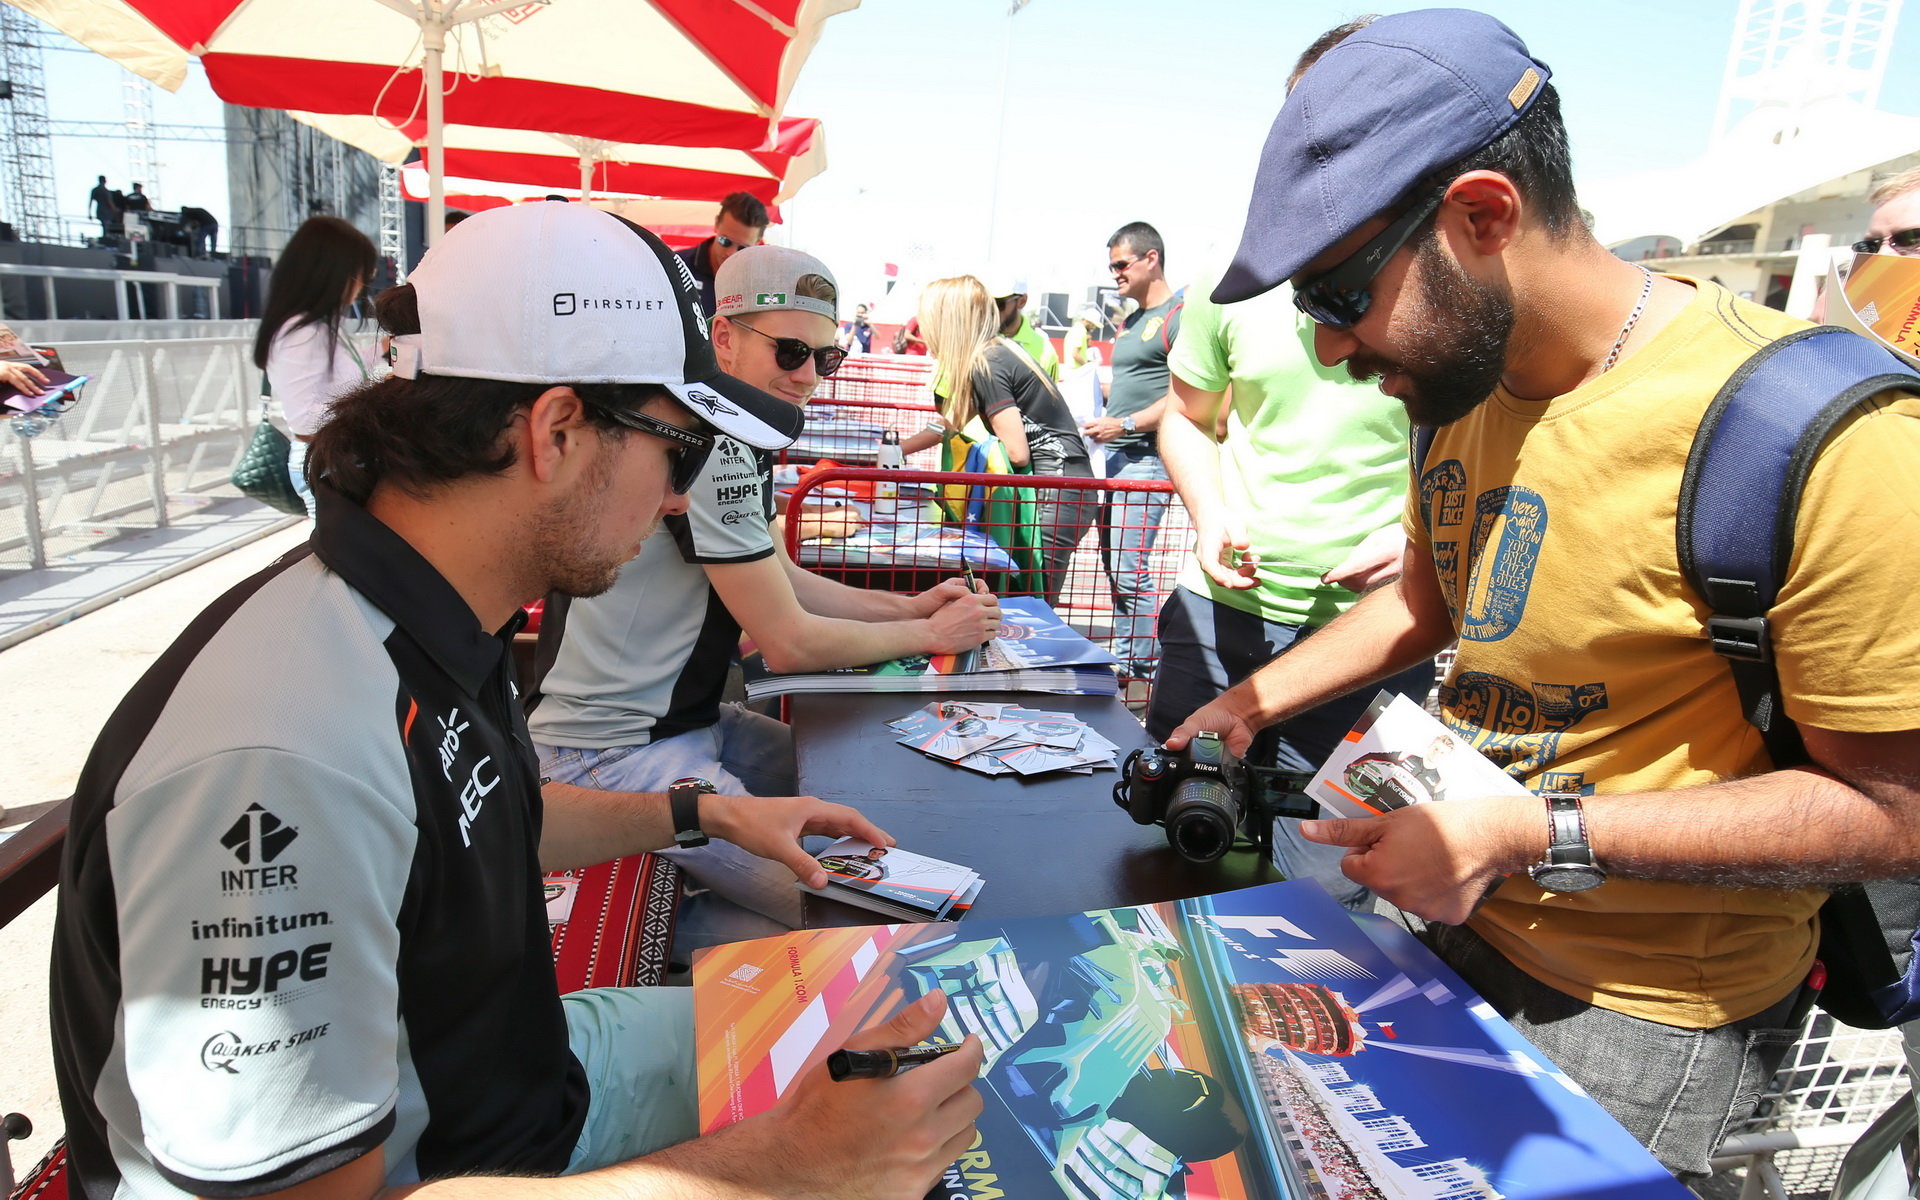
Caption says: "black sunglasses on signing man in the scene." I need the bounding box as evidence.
[585,403,715,494]
[1292,191,1446,329]
[731,318,847,376]
[1852,227,1920,257]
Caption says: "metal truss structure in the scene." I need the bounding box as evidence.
[1714,0,1905,140]
[0,7,60,243]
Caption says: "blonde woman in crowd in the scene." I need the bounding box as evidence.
[904,275,1096,603]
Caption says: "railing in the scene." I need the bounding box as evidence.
[0,263,223,321]
[784,465,1193,695]
[813,353,936,407]
[0,336,263,572]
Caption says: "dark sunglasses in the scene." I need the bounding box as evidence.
[1292,191,1446,329]
[586,403,716,494]
[731,318,847,376]
[713,233,759,250]
[1108,255,1144,275]
[1852,227,1920,256]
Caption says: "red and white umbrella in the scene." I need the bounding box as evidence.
[393,177,764,249]
[296,112,826,205]
[17,0,856,238]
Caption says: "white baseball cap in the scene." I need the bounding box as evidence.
[402,201,801,449]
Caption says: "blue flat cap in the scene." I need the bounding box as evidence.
[1214,8,1551,305]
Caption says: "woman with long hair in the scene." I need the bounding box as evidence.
[251,215,379,515]
[906,275,1095,604]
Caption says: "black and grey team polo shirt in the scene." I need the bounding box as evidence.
[51,483,585,1200]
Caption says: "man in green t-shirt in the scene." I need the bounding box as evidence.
[1145,265,1434,908]
[988,273,1061,381]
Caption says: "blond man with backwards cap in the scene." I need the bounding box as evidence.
[1168,9,1920,1178]
[49,201,983,1200]
[530,243,999,948]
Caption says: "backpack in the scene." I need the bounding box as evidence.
[1416,324,1920,1029]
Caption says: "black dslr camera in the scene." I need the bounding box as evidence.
[1113,732,1318,864]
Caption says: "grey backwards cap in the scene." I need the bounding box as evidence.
[1213,8,1551,305]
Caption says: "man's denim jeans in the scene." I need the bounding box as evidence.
[536,706,802,948]
[1101,448,1172,668]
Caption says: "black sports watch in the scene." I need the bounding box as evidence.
[669,777,715,849]
[1527,791,1606,893]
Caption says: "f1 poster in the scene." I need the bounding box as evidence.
[693,880,1683,1200]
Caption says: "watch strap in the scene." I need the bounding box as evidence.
[670,778,712,848]
[1544,793,1587,861]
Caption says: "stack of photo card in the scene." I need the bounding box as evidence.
[798,837,983,923]
[888,699,1123,777]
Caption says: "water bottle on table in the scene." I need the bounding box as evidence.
[875,429,904,500]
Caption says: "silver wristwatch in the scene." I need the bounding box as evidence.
[1527,791,1606,893]
[1121,416,1138,435]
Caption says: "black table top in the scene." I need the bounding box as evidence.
[790,691,1281,928]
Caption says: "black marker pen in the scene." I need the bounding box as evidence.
[828,1042,965,1081]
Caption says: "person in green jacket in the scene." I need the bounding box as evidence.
[987,272,1061,381]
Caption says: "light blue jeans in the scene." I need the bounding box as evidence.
[287,438,313,518]
[1101,449,1173,668]
[561,987,697,1171]
[536,706,804,949]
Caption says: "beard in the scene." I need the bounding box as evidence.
[1345,240,1515,428]
[528,439,655,600]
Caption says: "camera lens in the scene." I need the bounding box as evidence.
[1164,777,1242,863]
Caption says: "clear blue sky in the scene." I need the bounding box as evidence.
[782,0,1920,308]
[28,1,1920,304]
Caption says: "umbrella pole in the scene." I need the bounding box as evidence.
[424,12,448,247]
[579,153,592,201]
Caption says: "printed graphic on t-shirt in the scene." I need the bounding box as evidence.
[1438,672,1610,776]
[1460,485,1546,643]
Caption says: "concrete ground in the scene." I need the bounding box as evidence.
[0,527,309,1178]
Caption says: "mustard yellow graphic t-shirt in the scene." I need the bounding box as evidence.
[1407,278,1920,1028]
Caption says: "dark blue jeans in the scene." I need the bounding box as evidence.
[1144,587,1437,908]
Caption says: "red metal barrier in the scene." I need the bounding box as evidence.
[782,466,1193,693]
[778,356,943,470]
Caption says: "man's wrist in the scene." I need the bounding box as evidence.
[1214,682,1274,734]
[688,790,739,847]
[1491,792,1553,875]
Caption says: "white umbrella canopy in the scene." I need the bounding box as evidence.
[393,175,736,249]
[17,0,857,239]
[294,112,827,205]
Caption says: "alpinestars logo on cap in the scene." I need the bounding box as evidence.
[221,804,298,865]
[677,385,739,417]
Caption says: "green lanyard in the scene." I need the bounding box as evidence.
[339,331,370,382]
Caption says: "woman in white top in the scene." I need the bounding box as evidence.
[251,215,378,515]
